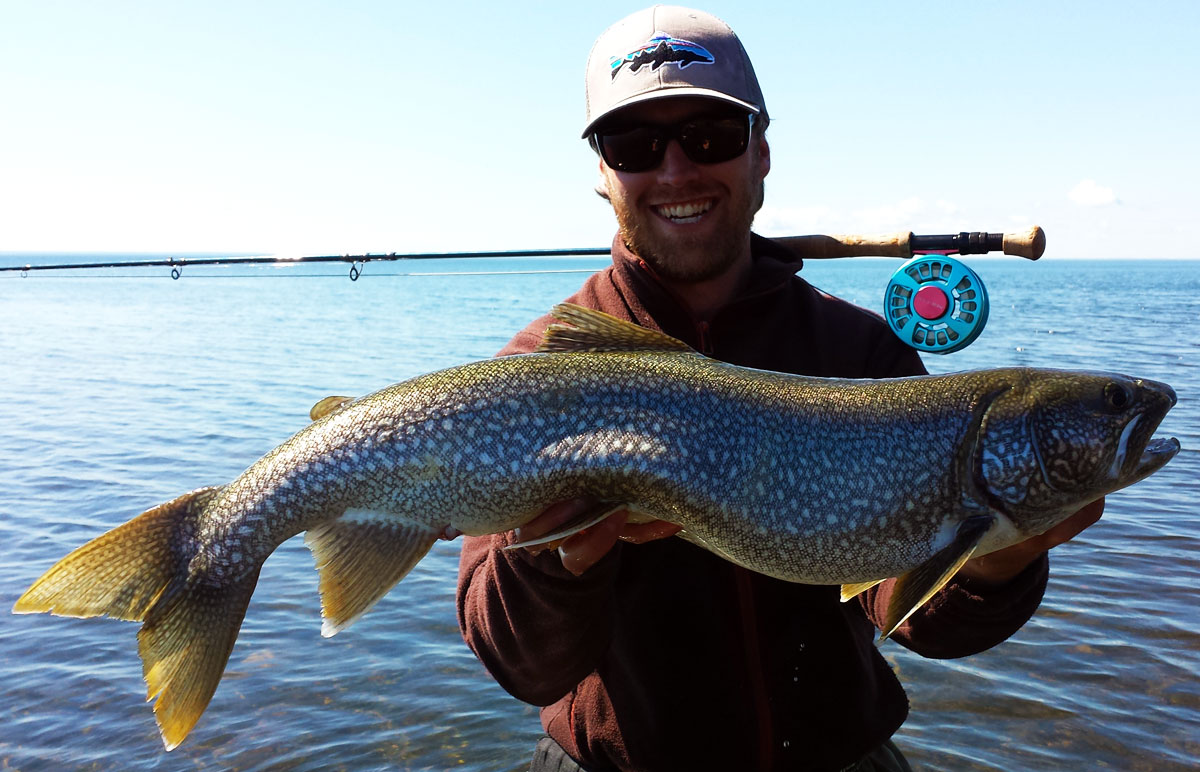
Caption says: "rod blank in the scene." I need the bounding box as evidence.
[1,227,1046,274]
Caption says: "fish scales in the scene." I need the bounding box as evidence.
[13,303,1179,750]
[191,355,1052,587]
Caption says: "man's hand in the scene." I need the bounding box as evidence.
[514,498,682,576]
[957,497,1106,586]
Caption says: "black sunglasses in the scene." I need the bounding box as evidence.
[591,112,755,173]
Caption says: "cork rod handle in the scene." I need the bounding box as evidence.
[1001,226,1046,260]
[776,226,1046,261]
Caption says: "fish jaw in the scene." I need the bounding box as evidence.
[1131,436,1181,480]
[980,369,1180,538]
[1112,377,1178,485]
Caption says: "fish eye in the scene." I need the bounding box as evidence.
[1103,382,1131,411]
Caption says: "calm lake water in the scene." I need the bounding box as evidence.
[1,254,1197,771]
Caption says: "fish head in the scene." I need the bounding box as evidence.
[977,369,1179,534]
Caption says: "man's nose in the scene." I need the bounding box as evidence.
[656,139,701,184]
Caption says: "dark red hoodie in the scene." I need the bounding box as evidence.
[457,234,1048,772]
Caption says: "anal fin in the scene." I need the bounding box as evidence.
[840,579,886,602]
[305,510,438,638]
[881,514,995,640]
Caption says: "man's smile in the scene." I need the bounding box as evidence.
[653,198,716,224]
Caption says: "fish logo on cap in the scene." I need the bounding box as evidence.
[609,32,714,80]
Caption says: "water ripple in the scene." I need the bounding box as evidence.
[2,258,1197,770]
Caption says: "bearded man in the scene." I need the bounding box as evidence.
[457,7,1101,771]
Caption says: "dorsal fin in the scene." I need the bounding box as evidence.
[538,303,695,354]
[310,396,355,422]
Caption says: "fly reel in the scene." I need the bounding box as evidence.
[884,254,989,354]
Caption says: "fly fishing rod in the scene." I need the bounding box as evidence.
[0,226,1043,274]
[2,226,1044,354]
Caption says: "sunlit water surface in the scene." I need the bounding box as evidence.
[1,256,1196,771]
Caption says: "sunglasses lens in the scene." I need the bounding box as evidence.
[680,117,750,164]
[597,127,665,173]
[594,113,752,172]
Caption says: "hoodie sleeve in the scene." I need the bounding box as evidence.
[861,554,1050,658]
[456,530,623,705]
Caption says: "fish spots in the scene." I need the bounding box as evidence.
[406,453,443,482]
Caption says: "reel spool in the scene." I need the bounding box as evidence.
[884,254,989,354]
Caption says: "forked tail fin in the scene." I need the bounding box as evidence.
[12,486,260,750]
[139,564,261,749]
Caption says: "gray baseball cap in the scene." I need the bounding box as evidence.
[582,5,767,138]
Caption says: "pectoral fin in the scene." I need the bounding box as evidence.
[505,501,627,550]
[881,514,995,640]
[305,510,439,637]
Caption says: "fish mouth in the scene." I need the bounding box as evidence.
[1130,435,1181,481]
[1117,377,1179,484]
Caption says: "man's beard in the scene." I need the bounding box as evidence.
[611,179,764,285]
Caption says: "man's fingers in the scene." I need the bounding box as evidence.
[514,498,594,545]
[1038,497,1104,549]
[618,520,683,544]
[559,511,629,575]
[510,498,682,571]
[959,497,1106,585]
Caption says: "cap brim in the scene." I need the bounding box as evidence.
[581,88,761,138]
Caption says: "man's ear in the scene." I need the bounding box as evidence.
[595,158,612,201]
[756,135,771,180]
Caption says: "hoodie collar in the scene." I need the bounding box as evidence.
[606,233,804,348]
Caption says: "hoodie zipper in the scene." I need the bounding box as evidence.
[634,258,717,355]
[696,320,713,355]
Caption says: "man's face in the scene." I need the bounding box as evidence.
[597,97,770,284]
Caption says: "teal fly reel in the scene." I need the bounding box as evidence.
[884,255,989,354]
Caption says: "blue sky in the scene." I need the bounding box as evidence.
[2,1,1197,258]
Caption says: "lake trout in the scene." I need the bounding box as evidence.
[14,303,1180,750]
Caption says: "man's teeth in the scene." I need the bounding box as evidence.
[656,200,712,221]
